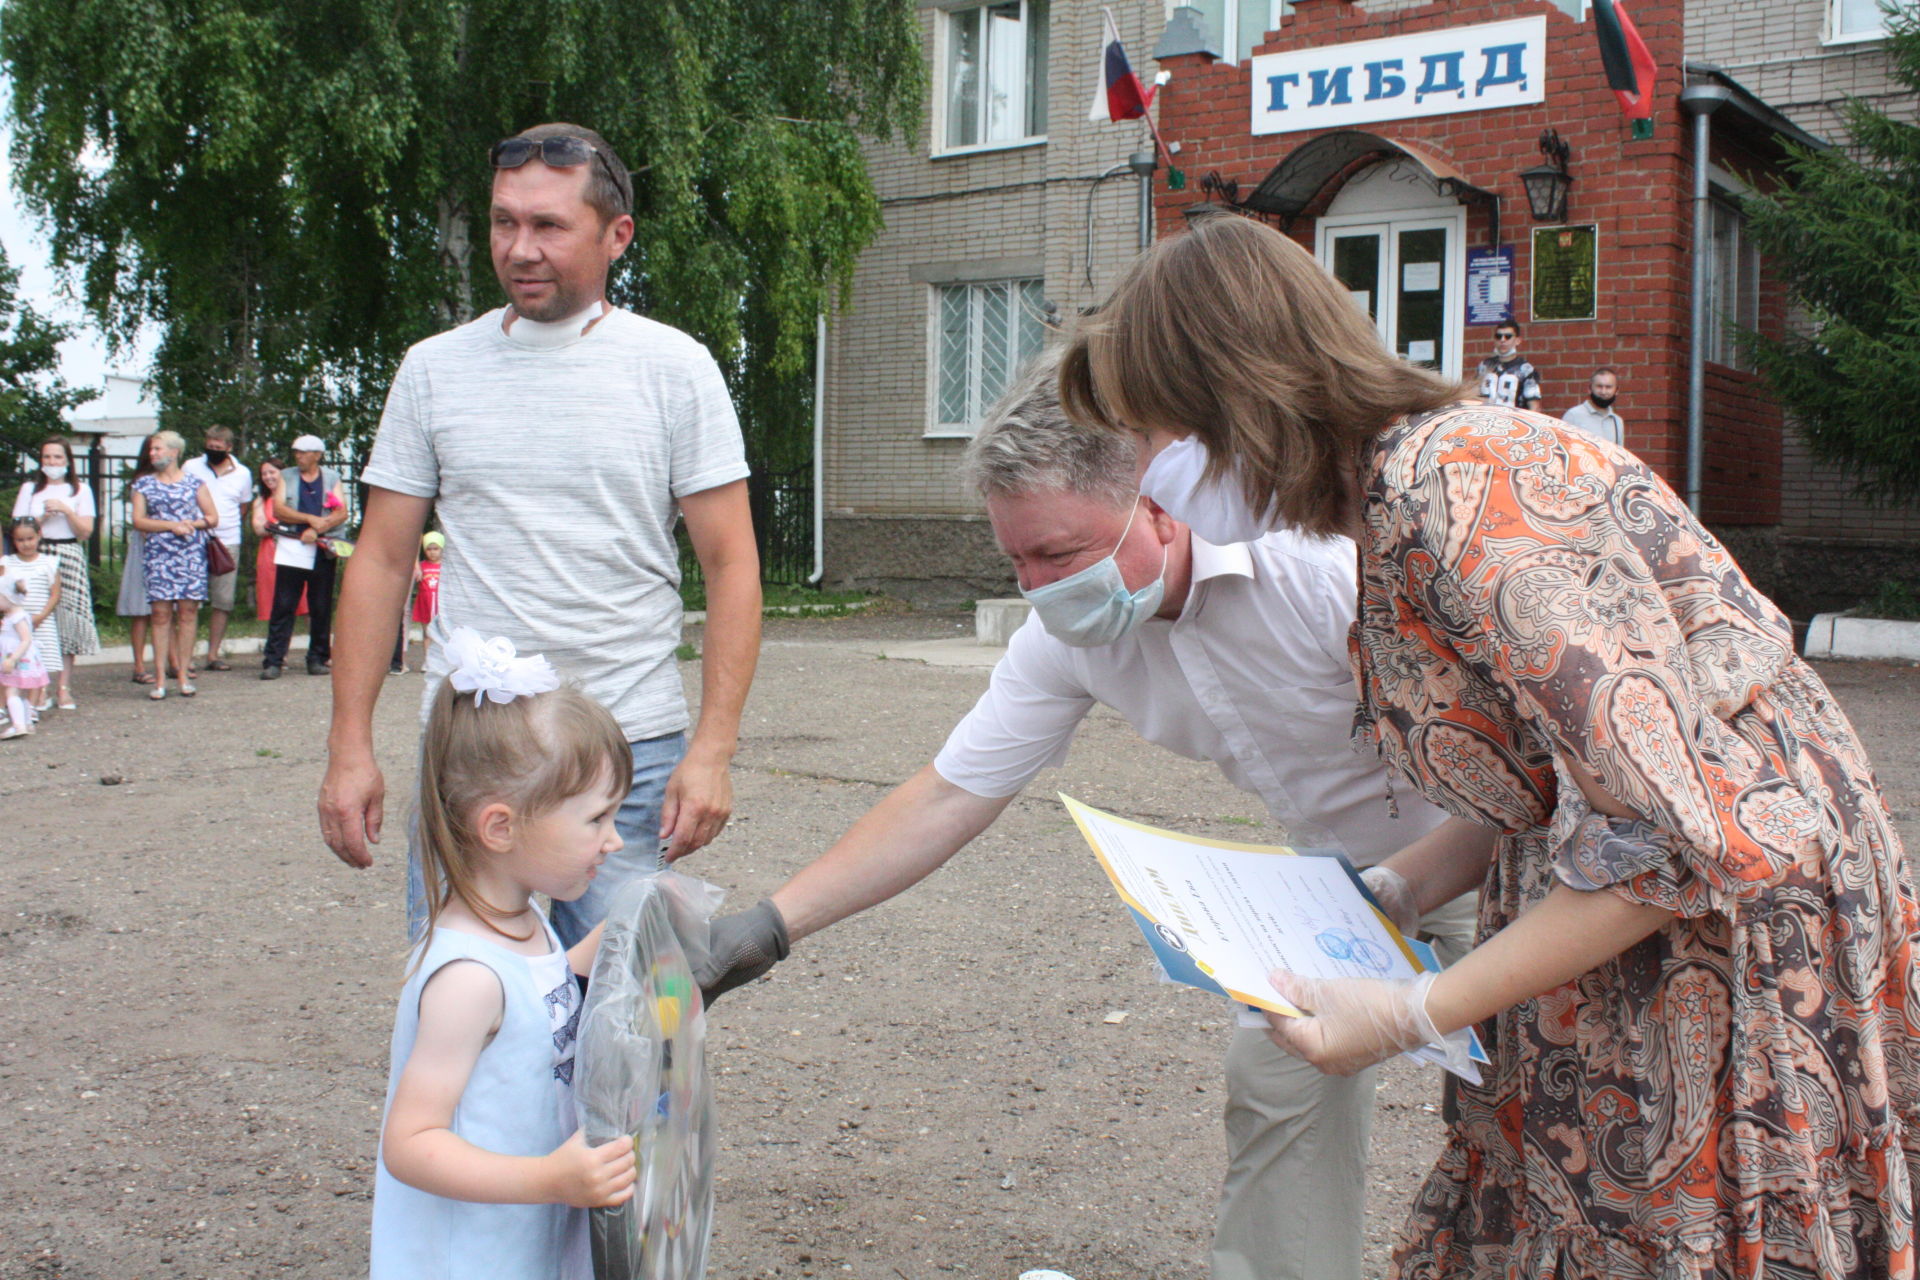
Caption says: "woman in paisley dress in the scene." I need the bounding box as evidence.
[130,430,218,702]
[1060,214,1920,1279]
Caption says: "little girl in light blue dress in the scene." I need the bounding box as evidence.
[369,631,637,1279]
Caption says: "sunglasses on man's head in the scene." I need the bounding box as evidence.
[489,136,629,205]
[1495,332,1517,341]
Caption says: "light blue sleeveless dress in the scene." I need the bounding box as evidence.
[369,915,591,1280]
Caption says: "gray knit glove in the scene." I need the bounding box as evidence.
[696,899,791,1007]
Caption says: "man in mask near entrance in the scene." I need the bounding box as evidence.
[1561,365,1625,447]
[697,351,1494,1280]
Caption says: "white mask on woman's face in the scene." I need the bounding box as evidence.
[1137,436,1280,546]
[41,464,68,481]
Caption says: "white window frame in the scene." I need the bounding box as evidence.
[1315,206,1468,381]
[933,0,1050,158]
[926,278,1048,438]
[1170,0,1285,64]
[1703,194,1760,370]
[1826,0,1896,44]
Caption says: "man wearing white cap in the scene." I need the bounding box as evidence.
[262,433,349,678]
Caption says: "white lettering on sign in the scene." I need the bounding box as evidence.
[1250,17,1547,135]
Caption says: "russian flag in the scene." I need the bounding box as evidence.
[1593,0,1658,123]
[1088,7,1155,124]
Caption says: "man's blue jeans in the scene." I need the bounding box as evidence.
[407,731,687,949]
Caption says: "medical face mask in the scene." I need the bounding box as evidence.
[41,465,67,481]
[1020,502,1167,648]
[1138,436,1279,546]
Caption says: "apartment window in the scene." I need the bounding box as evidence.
[1829,0,1891,42]
[944,0,1049,151]
[1703,198,1760,369]
[933,279,1047,434]
[1181,0,1285,63]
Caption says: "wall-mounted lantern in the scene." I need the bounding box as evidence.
[1518,129,1573,222]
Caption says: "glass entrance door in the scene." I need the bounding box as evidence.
[1328,224,1387,348]
[1317,213,1463,378]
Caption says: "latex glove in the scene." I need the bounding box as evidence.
[694,899,791,1007]
[1265,970,1473,1078]
[1359,864,1420,936]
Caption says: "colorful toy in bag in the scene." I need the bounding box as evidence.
[576,871,724,1280]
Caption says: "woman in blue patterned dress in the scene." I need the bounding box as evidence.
[130,430,217,701]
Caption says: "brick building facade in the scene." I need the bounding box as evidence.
[819,0,1920,617]
[818,0,1164,601]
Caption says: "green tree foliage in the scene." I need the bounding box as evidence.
[1,0,924,458]
[0,244,93,460]
[1740,13,1920,501]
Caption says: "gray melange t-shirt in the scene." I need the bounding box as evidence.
[363,307,750,739]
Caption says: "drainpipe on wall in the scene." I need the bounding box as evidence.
[810,313,827,585]
[1129,148,1157,251]
[1681,83,1732,517]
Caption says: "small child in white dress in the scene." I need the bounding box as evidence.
[3,517,61,716]
[369,630,637,1280]
[0,574,50,739]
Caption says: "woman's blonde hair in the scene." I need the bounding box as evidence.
[152,429,186,457]
[1058,212,1469,536]
[415,678,632,945]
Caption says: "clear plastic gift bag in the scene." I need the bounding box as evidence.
[575,870,725,1280]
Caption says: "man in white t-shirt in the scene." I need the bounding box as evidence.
[1561,366,1625,448]
[694,355,1496,1280]
[183,425,254,670]
[318,122,762,948]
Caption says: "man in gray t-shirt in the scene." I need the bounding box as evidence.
[317,122,763,947]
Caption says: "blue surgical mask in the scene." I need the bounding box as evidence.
[1020,502,1168,648]
[1138,436,1280,546]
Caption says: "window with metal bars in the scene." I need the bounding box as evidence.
[932,279,1048,436]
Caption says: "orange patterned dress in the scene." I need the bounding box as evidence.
[1353,405,1920,1278]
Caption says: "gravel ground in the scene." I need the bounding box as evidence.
[4,607,1917,1280]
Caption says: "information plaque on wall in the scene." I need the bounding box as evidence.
[1465,247,1514,326]
[1531,224,1598,321]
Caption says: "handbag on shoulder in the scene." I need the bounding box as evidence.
[206,536,236,577]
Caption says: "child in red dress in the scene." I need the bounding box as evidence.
[411,532,444,673]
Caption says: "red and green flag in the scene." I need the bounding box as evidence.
[1594,0,1659,139]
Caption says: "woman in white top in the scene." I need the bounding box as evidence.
[12,436,101,708]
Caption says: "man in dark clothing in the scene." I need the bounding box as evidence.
[1475,322,1543,410]
[262,434,350,678]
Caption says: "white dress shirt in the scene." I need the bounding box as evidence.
[183,455,255,545]
[933,530,1450,864]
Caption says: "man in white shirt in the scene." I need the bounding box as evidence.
[696,356,1495,1280]
[317,123,762,949]
[182,425,253,670]
[1561,366,1625,447]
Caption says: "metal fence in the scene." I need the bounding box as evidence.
[4,452,369,571]
[3,452,375,625]
[750,462,815,585]
[677,462,816,590]
[9,451,816,595]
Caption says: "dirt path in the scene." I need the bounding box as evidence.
[5,612,1917,1280]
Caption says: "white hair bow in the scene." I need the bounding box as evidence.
[443,628,561,707]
